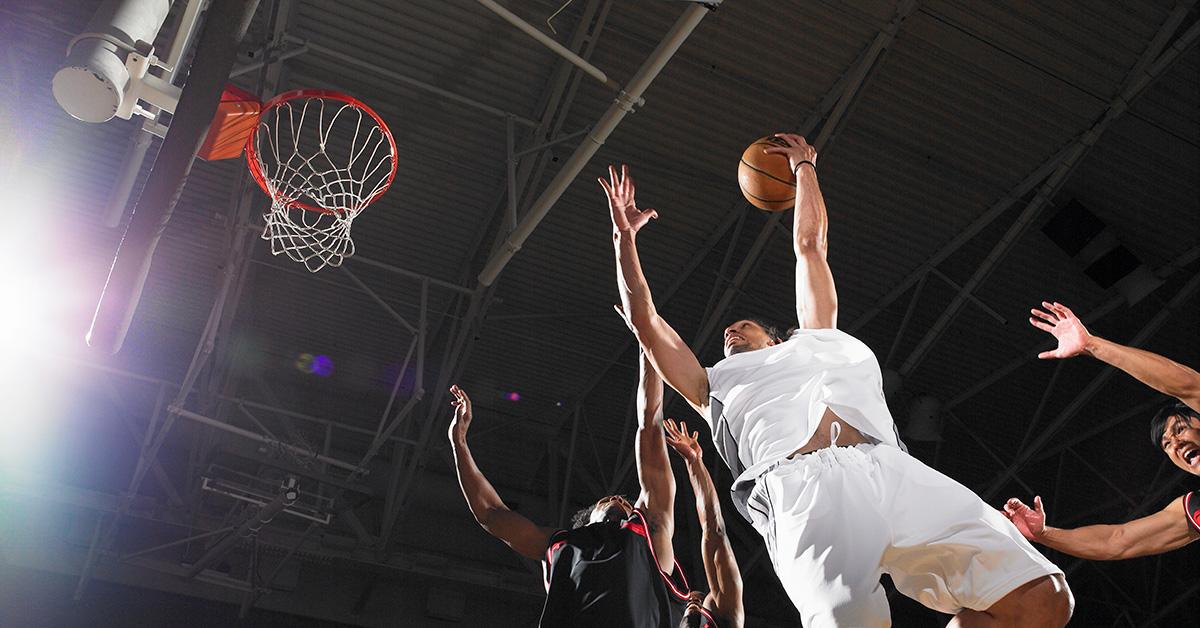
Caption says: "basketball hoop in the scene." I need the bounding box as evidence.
[246,89,397,272]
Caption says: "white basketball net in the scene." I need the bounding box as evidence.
[250,94,395,272]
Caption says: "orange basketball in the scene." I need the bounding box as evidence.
[737,136,795,211]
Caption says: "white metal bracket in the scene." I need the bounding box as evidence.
[117,45,183,120]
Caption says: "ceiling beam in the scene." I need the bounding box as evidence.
[896,5,1200,376]
[477,2,714,285]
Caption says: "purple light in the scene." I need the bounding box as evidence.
[294,353,334,377]
[312,354,334,377]
[504,391,521,402]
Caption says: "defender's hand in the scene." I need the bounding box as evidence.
[1003,496,1047,541]
[448,385,473,444]
[1029,301,1091,359]
[664,418,703,464]
[599,164,658,234]
[762,133,818,175]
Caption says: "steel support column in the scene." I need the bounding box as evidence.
[477,2,714,285]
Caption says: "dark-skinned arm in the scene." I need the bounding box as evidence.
[665,419,744,627]
[449,385,555,561]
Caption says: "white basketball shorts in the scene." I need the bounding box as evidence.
[744,443,1062,627]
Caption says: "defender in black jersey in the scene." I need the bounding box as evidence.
[449,345,687,627]
[1004,302,1200,559]
[541,508,689,627]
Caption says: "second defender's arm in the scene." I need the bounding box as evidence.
[665,419,744,627]
[602,165,709,412]
[1004,495,1200,560]
[1084,337,1200,412]
[1031,301,1200,412]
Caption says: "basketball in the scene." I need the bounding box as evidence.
[738,136,795,211]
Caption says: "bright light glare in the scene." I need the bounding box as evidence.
[0,175,77,477]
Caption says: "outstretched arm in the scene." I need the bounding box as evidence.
[601,165,709,413]
[764,134,837,329]
[1030,301,1200,412]
[614,315,676,571]
[1003,494,1200,560]
[449,385,555,561]
[665,419,744,627]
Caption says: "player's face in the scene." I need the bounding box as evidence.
[1160,414,1200,475]
[723,320,776,357]
[589,495,632,524]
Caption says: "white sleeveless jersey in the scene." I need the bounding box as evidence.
[705,327,905,521]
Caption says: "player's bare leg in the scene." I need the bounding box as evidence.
[949,574,1072,627]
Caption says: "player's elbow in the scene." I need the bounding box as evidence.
[474,505,506,531]
[794,233,828,257]
[627,307,657,331]
[1175,376,1200,406]
[1107,527,1142,560]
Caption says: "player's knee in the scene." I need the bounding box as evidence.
[1002,574,1073,626]
[1041,574,1074,624]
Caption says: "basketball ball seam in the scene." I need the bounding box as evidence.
[739,157,795,187]
[743,188,794,204]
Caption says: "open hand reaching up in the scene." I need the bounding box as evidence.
[664,418,703,464]
[599,164,658,234]
[1029,301,1091,359]
[448,385,473,444]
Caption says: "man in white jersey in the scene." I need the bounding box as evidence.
[599,134,1072,627]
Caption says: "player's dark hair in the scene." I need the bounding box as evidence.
[728,316,783,344]
[569,495,631,529]
[569,505,593,529]
[1150,401,1200,448]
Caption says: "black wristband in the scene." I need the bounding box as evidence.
[793,160,816,175]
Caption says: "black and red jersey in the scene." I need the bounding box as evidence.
[538,509,690,628]
[1185,490,1200,535]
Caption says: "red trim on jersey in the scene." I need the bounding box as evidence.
[1185,491,1200,533]
[697,605,720,627]
[544,538,567,592]
[625,509,691,601]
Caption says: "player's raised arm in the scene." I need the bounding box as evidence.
[627,337,676,572]
[601,165,709,413]
[665,419,744,627]
[1030,301,1200,412]
[448,385,555,561]
[763,134,837,330]
[1004,495,1200,560]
